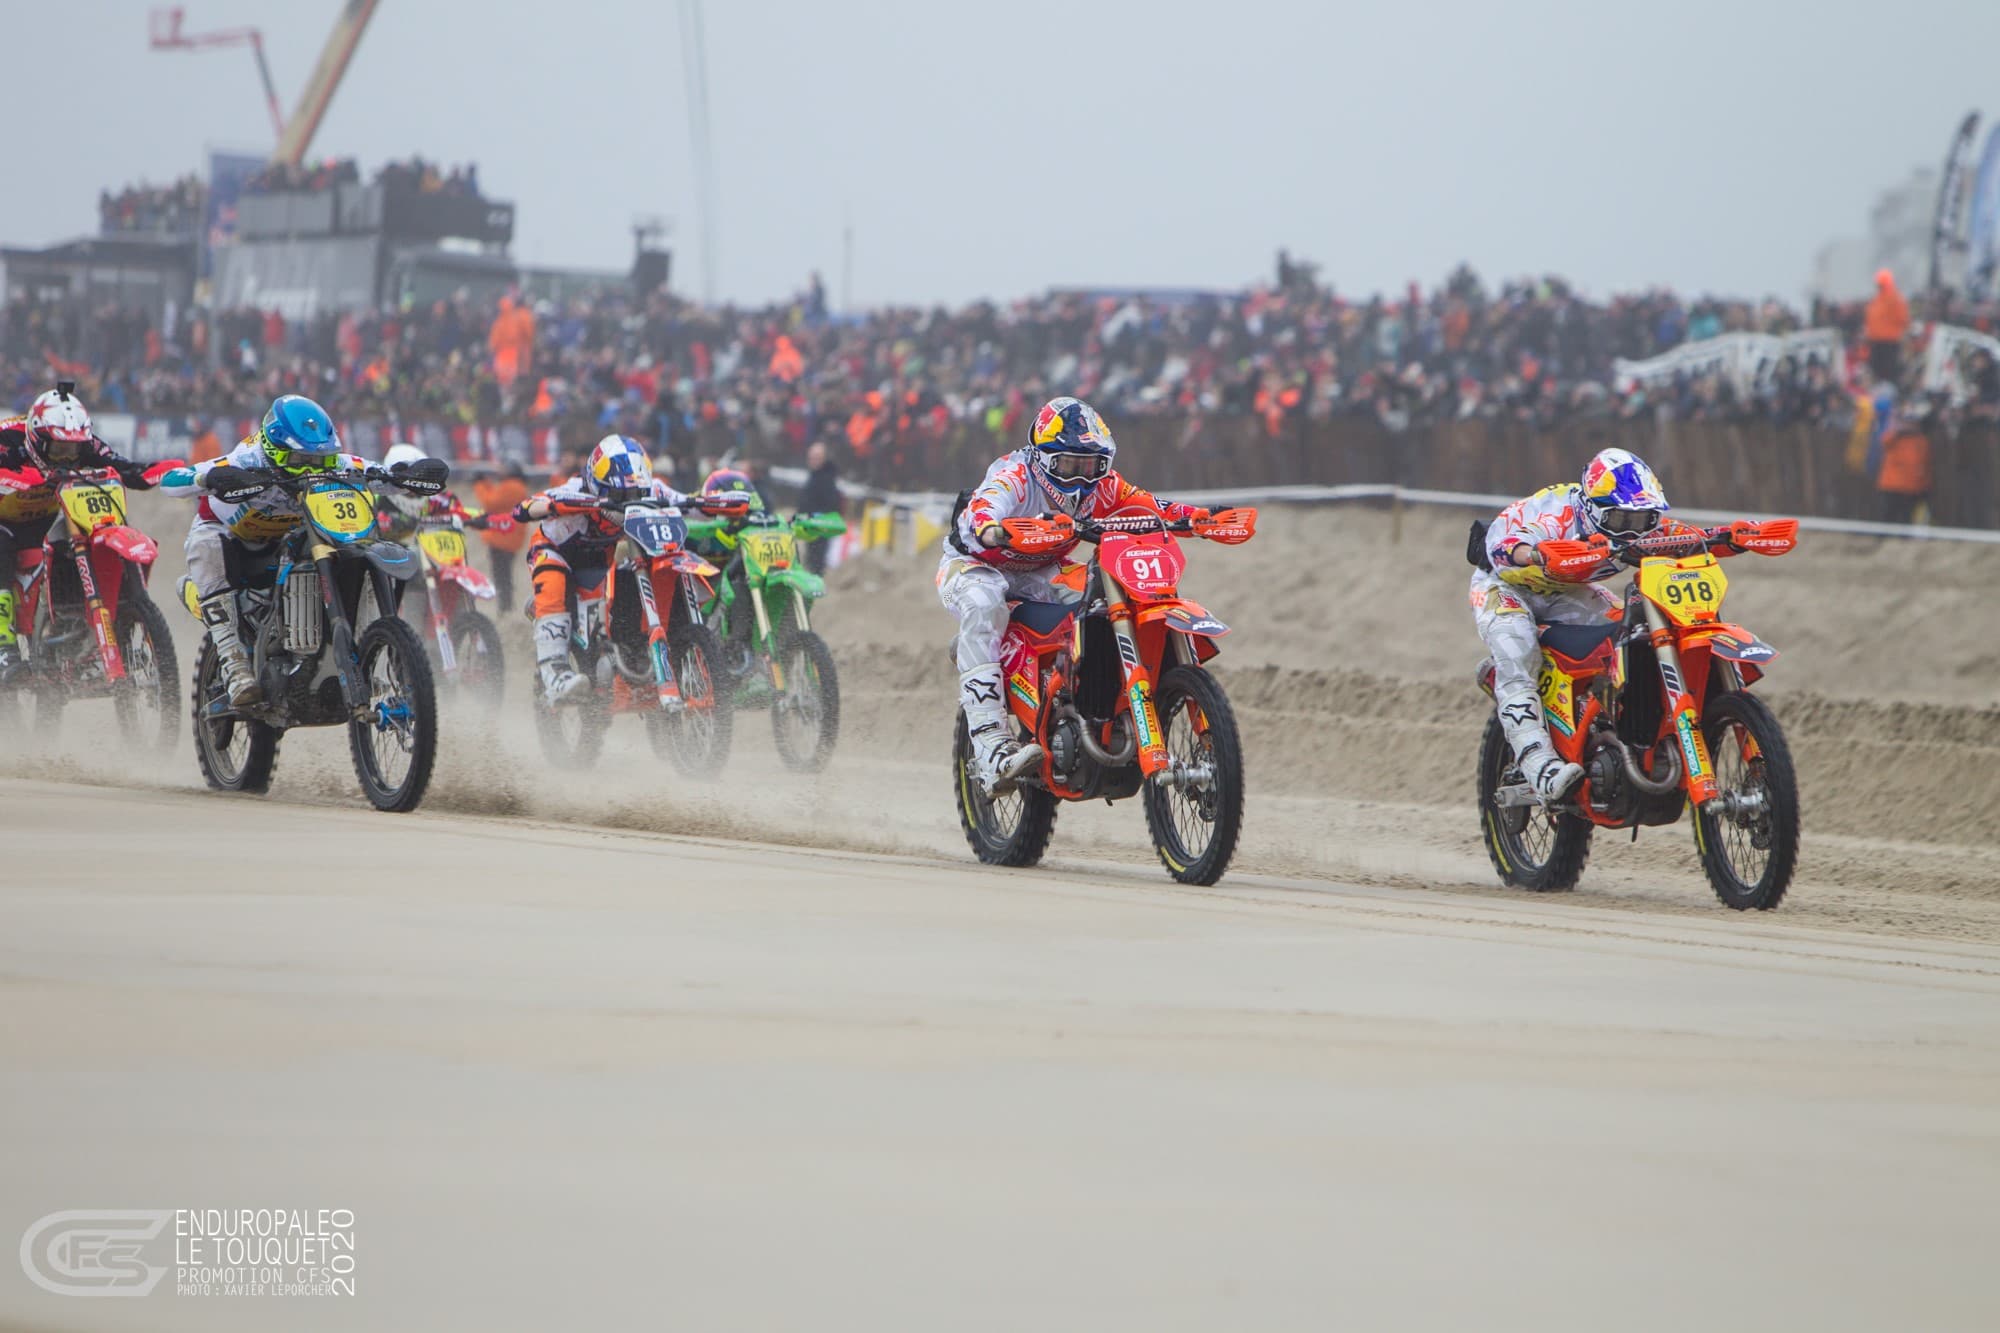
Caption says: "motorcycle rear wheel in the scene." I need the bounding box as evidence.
[1142,665,1246,886]
[1477,714,1592,891]
[769,630,839,773]
[648,622,735,777]
[191,637,279,794]
[953,711,1057,867]
[347,615,439,813]
[533,647,611,771]
[1694,691,1800,910]
[113,591,179,753]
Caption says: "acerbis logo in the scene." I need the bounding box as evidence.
[20,1210,171,1297]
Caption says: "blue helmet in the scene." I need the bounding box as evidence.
[258,395,340,476]
[1026,396,1116,511]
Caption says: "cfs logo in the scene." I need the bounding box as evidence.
[19,1210,170,1297]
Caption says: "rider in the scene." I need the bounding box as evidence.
[514,434,692,702]
[375,442,484,543]
[689,467,764,672]
[161,395,426,707]
[0,383,168,678]
[937,395,1213,792]
[1471,447,1749,804]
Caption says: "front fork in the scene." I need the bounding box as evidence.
[424,565,458,673]
[636,558,682,709]
[1642,598,1718,806]
[72,533,128,683]
[1098,566,1170,776]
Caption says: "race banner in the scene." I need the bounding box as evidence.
[1929,111,1981,297]
[1967,123,2000,300]
[1920,322,2000,399]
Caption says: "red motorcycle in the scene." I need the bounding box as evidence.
[952,507,1258,885]
[1,463,179,748]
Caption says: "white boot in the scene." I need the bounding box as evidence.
[961,665,1042,793]
[535,613,586,703]
[1497,692,1581,806]
[198,592,261,706]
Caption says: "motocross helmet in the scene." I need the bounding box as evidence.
[1579,447,1669,540]
[1026,396,1115,513]
[584,434,653,502]
[382,443,429,517]
[700,468,764,515]
[258,395,341,476]
[23,384,93,469]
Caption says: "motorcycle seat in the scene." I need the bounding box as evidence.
[1008,600,1076,636]
[1538,621,1621,661]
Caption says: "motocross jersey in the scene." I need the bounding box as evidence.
[518,477,691,564]
[160,440,373,544]
[1482,484,1621,595]
[946,450,1203,570]
[0,420,149,524]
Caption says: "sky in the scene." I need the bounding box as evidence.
[10,0,2000,308]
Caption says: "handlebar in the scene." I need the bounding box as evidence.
[205,459,449,500]
[1538,518,1799,577]
[1000,507,1257,552]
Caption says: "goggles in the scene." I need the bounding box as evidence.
[1596,505,1662,537]
[1041,450,1110,483]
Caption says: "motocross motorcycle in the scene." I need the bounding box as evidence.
[953,507,1258,886]
[179,460,449,812]
[406,509,504,706]
[1475,519,1802,909]
[0,463,179,749]
[532,495,736,777]
[693,510,847,773]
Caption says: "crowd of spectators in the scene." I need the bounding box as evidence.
[239,156,481,199]
[98,175,205,236]
[244,157,360,195]
[8,260,1998,488]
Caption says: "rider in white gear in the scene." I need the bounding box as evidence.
[1469,448,1672,804]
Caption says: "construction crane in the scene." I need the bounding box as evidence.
[149,1,384,165]
[148,7,286,143]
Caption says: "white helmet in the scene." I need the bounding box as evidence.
[24,385,93,468]
[382,443,430,517]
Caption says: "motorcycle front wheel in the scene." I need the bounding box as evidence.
[1141,665,1245,886]
[1694,690,1800,910]
[347,615,439,813]
[449,610,506,707]
[191,637,279,794]
[769,630,839,773]
[648,622,734,777]
[113,589,180,753]
[953,710,1057,868]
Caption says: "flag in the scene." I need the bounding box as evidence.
[1929,111,1981,297]
[1967,123,2000,300]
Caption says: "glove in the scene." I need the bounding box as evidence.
[1000,514,1076,553]
[134,459,186,489]
[1537,535,1613,580]
[1193,507,1257,544]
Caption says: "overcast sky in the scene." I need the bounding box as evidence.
[11,0,2000,307]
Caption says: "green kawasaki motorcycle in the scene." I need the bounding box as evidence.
[689,508,846,773]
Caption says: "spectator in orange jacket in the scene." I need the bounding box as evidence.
[488,296,535,393]
[471,463,531,607]
[1876,414,1931,524]
[1864,269,1911,383]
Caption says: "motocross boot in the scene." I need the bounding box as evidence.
[534,612,587,704]
[1497,691,1581,805]
[961,665,1043,794]
[198,592,262,707]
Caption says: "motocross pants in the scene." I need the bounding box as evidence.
[526,536,610,667]
[1469,570,1618,762]
[0,517,55,645]
[937,553,1082,737]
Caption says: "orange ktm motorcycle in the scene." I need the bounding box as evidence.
[1476,519,1802,909]
[952,507,1257,886]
